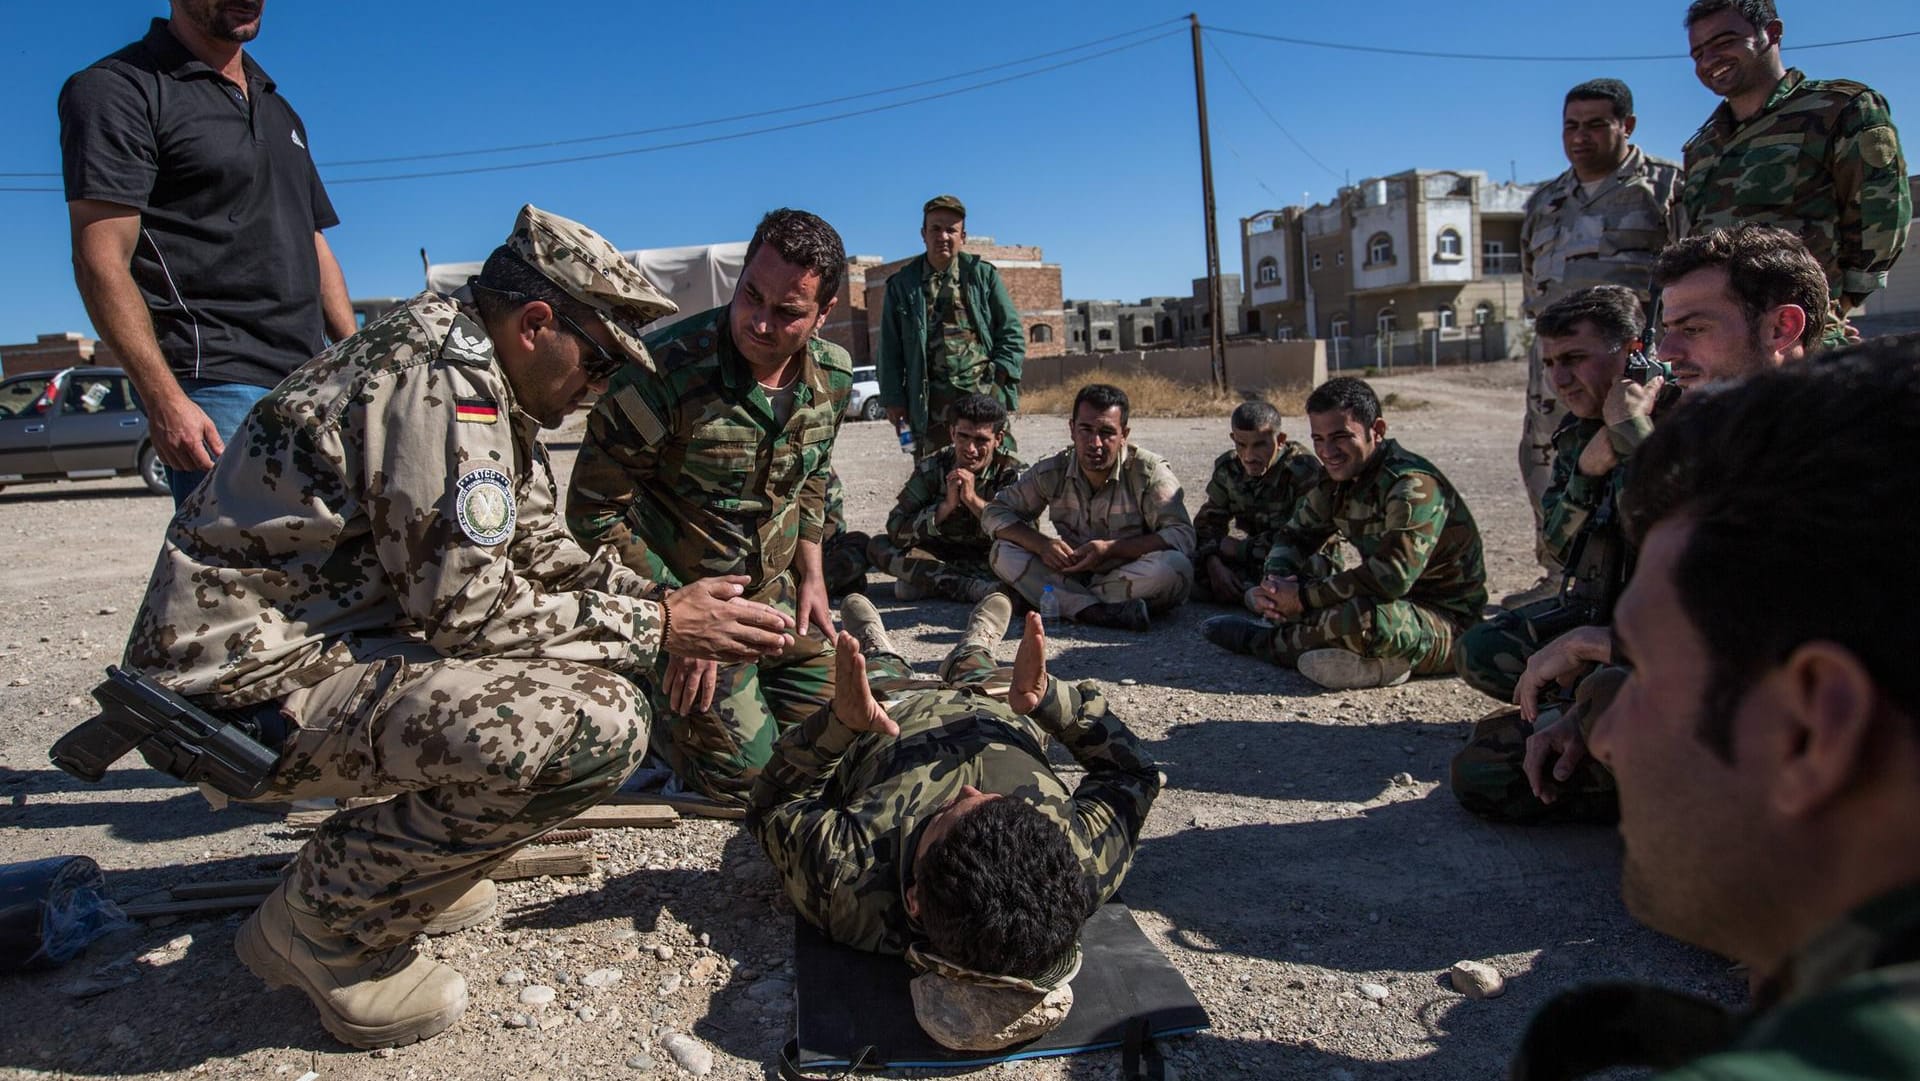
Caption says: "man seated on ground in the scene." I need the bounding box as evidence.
[867,392,1026,603]
[566,209,851,806]
[1453,224,1829,824]
[123,205,795,1048]
[747,592,1162,1051]
[1202,377,1487,691]
[1193,399,1332,611]
[980,383,1195,631]
[1508,335,1920,1080]
[1456,284,1669,704]
[821,470,871,599]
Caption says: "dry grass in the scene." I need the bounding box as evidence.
[1021,372,1308,418]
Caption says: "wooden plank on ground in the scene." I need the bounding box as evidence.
[488,847,593,881]
[125,895,269,919]
[607,791,745,821]
[561,804,678,830]
[171,877,283,900]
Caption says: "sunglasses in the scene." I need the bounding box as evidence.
[469,280,626,381]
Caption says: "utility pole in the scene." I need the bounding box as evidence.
[1189,13,1227,391]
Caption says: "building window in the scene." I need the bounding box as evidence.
[1141,326,1155,343]
[1367,233,1395,266]
[1097,328,1113,343]
[1483,240,1517,275]
[1376,308,1397,335]
[1275,326,1293,341]
[1436,228,1463,260]
[1256,256,1280,284]
[1029,323,1052,344]
[1203,312,1212,329]
[1312,252,1323,271]
[1474,301,1495,326]
[1329,315,1350,339]
[1160,317,1174,338]
[1436,304,1456,329]
[1247,311,1262,333]
[1336,250,1345,267]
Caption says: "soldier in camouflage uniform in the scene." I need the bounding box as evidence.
[1506,336,1920,1080]
[1513,78,1681,608]
[1203,378,1486,691]
[123,206,794,1048]
[748,593,1159,1048]
[821,471,872,599]
[1192,399,1332,610]
[868,392,1026,603]
[568,209,853,807]
[879,194,1026,458]
[1679,0,1909,345]
[980,384,1195,631]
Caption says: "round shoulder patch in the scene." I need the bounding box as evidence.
[1861,126,1900,170]
[455,467,517,546]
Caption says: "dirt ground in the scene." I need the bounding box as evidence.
[0,359,1738,1080]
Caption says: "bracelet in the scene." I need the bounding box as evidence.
[660,593,674,650]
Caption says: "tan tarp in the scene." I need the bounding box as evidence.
[426,241,749,332]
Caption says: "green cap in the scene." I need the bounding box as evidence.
[923,194,967,219]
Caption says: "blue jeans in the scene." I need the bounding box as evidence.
[167,380,273,506]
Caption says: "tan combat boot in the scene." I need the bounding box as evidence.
[959,592,1014,653]
[236,881,468,1048]
[840,594,901,657]
[420,878,496,935]
[1295,648,1412,690]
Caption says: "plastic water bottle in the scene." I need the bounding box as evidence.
[1039,584,1059,621]
[897,425,915,455]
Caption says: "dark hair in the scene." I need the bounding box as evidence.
[471,245,599,327]
[1072,383,1130,426]
[1565,78,1634,120]
[1535,284,1645,352]
[743,208,847,307]
[946,392,1009,432]
[1230,400,1283,431]
[1684,0,1778,31]
[1653,226,1828,352]
[1622,333,1920,757]
[916,797,1088,979]
[1305,376,1381,426]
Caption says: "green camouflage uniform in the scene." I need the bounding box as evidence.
[1511,880,1920,1079]
[980,444,1196,619]
[1238,440,1486,673]
[745,645,1160,957]
[566,305,852,805]
[1450,666,1622,826]
[125,291,660,948]
[868,444,1027,601]
[878,253,1025,457]
[1192,444,1331,606]
[822,471,871,599]
[1681,68,1911,343]
[1519,147,1681,570]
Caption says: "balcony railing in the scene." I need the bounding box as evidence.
[1483,253,1522,276]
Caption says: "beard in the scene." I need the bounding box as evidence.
[184,1,263,43]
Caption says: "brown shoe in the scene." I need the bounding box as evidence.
[840,594,901,656]
[420,878,495,936]
[236,882,468,1048]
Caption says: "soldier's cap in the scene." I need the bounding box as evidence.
[904,941,1081,1051]
[923,194,967,219]
[506,204,678,369]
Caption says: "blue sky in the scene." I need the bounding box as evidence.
[2,0,1914,344]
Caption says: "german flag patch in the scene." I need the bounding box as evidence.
[456,398,500,424]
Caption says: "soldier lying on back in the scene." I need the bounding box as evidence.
[746,593,1161,1051]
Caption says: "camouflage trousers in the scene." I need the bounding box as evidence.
[1520,337,1569,573]
[864,641,998,691]
[865,535,999,602]
[1240,595,1465,675]
[1449,665,1622,825]
[1190,552,1261,609]
[989,540,1193,618]
[822,529,872,599]
[647,574,834,806]
[265,640,647,948]
[1456,599,1593,703]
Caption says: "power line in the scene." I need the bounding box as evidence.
[322,27,1185,185]
[320,16,1186,168]
[1208,24,1920,62]
[1204,35,1344,182]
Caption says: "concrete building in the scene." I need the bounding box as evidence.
[1,332,119,379]
[1062,276,1243,356]
[1239,169,1535,368]
[833,237,1065,369]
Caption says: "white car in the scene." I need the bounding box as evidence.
[845,365,885,421]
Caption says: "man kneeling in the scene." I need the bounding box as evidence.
[746,596,1161,1049]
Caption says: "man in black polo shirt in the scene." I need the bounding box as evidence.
[60,0,354,505]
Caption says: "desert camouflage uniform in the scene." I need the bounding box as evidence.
[1681,68,1911,344]
[125,291,660,947]
[821,471,871,599]
[1237,440,1486,673]
[1511,880,1920,1079]
[1192,444,1331,605]
[745,647,1160,956]
[980,444,1196,619]
[867,444,1027,601]
[1519,146,1681,570]
[567,305,852,805]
